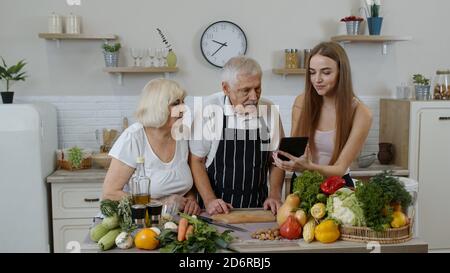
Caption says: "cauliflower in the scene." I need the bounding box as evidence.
[327,188,365,226]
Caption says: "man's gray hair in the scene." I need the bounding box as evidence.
[221,56,262,88]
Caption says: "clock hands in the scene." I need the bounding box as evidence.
[212,40,227,46]
[211,41,227,56]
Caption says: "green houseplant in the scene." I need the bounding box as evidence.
[0,57,27,104]
[412,74,431,100]
[364,0,383,35]
[102,42,121,67]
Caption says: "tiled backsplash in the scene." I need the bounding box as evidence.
[16,95,379,156]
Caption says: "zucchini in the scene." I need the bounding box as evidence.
[90,223,109,242]
[102,214,119,230]
[98,228,121,251]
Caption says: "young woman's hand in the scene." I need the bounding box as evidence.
[272,145,314,172]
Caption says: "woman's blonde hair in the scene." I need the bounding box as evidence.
[135,78,186,128]
[295,42,357,165]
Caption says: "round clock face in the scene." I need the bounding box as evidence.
[200,21,247,68]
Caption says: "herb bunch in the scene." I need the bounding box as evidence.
[292,171,324,214]
[158,213,234,253]
[355,172,412,231]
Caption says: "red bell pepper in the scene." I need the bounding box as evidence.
[320,176,346,195]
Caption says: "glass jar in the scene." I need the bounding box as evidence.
[432,70,450,100]
[284,49,299,69]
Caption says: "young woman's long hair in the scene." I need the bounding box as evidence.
[296,42,357,165]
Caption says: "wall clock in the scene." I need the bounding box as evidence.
[200,21,248,68]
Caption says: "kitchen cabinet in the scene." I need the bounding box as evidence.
[380,99,450,251]
[47,170,104,253]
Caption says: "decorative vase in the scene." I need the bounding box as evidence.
[414,85,431,100]
[103,51,119,67]
[367,17,383,35]
[166,50,177,68]
[345,21,360,35]
[1,92,14,104]
[378,142,394,165]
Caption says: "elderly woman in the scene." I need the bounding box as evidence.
[102,78,200,215]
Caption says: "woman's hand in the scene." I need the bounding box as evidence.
[272,145,314,172]
[182,197,201,215]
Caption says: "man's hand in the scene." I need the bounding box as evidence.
[205,198,233,215]
[182,198,201,215]
[263,197,282,214]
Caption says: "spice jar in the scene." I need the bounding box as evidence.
[433,70,450,100]
[302,49,311,69]
[284,49,299,69]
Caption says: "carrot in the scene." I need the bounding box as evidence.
[185,225,194,240]
[177,218,189,241]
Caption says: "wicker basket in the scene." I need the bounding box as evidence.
[340,221,413,244]
[58,158,92,171]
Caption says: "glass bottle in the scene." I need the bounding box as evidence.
[130,156,151,205]
[131,204,147,229]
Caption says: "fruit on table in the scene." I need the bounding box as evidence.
[277,193,300,226]
[314,219,340,243]
[135,228,159,250]
[294,209,307,226]
[302,218,317,243]
[311,203,326,219]
[391,211,408,228]
[279,215,302,240]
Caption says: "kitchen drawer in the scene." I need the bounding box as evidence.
[53,218,95,253]
[52,182,102,219]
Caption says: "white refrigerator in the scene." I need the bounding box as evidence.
[0,103,57,252]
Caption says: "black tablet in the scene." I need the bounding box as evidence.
[277,137,309,161]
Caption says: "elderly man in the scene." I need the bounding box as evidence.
[189,56,285,215]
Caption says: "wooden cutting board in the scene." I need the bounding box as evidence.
[211,209,276,224]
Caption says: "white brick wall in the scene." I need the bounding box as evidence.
[16,95,380,156]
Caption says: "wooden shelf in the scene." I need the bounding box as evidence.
[272,68,306,76]
[38,33,118,40]
[103,67,179,85]
[331,35,412,43]
[103,67,178,73]
[331,35,412,55]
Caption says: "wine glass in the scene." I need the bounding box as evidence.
[136,48,145,67]
[147,48,155,67]
[161,48,169,67]
[130,48,139,66]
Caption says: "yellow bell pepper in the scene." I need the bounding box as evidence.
[314,219,340,243]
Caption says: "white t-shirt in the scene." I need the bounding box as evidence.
[109,122,193,199]
[189,92,284,168]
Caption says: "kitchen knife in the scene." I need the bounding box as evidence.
[196,215,248,232]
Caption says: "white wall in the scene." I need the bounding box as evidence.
[1,0,449,97]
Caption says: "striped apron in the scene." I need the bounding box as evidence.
[205,113,271,208]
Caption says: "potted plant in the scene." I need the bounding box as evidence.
[157,28,177,68]
[363,0,383,35]
[340,16,364,35]
[412,74,431,100]
[0,57,27,104]
[102,42,121,67]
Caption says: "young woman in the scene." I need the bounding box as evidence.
[273,42,373,187]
